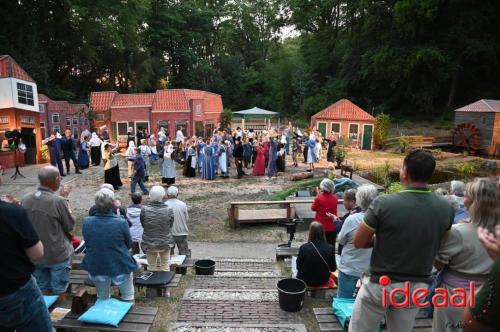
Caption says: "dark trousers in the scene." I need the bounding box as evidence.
[64,150,79,173]
[243,156,251,168]
[50,151,65,176]
[235,157,244,178]
[325,231,337,248]
[131,176,148,194]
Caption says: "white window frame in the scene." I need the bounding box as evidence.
[348,123,360,144]
[330,122,341,136]
[95,113,105,121]
[16,82,34,106]
[66,117,71,126]
[73,116,78,125]
[316,121,328,137]
[134,121,150,138]
[39,104,45,112]
[116,121,129,142]
[40,122,45,129]
[53,125,60,133]
[72,127,78,139]
[52,113,60,123]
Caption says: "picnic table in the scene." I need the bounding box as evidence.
[51,302,158,332]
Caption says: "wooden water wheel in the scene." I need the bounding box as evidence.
[453,123,481,153]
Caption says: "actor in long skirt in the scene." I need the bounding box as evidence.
[185,145,197,178]
[266,137,278,178]
[252,144,266,176]
[218,142,228,177]
[306,136,318,171]
[77,136,90,169]
[161,142,176,185]
[89,132,103,166]
[202,145,215,180]
[102,144,122,190]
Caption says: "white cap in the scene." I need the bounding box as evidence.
[167,186,178,197]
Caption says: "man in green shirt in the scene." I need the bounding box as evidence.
[350,149,453,331]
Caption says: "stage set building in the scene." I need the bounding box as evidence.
[311,99,376,150]
[89,89,223,143]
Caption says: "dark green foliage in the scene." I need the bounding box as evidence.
[1,0,499,119]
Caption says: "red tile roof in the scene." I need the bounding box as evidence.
[0,55,35,82]
[48,100,71,111]
[90,91,118,111]
[153,89,190,111]
[312,99,375,122]
[112,93,155,107]
[455,99,500,113]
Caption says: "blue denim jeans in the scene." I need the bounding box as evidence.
[131,176,148,194]
[33,258,71,294]
[337,270,359,298]
[0,276,53,332]
[90,273,134,301]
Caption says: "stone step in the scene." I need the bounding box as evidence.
[168,323,307,332]
[182,289,279,302]
[177,300,301,324]
[191,276,279,289]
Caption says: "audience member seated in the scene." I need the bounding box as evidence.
[296,222,336,287]
[433,178,498,331]
[88,184,130,225]
[450,180,466,208]
[311,179,338,246]
[81,188,138,301]
[337,184,378,298]
[127,193,144,255]
[445,194,469,224]
[141,186,174,271]
[464,225,500,332]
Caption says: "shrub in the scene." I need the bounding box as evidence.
[374,113,391,149]
[221,108,233,129]
[372,161,392,187]
[335,146,347,167]
[456,162,477,180]
[398,135,410,154]
[386,182,404,194]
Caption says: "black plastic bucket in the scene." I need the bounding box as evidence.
[277,278,306,312]
[194,259,216,275]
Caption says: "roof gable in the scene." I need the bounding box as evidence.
[455,99,500,113]
[0,55,36,82]
[312,99,375,122]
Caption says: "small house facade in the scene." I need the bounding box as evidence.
[454,99,500,157]
[89,89,223,142]
[311,99,376,150]
[38,94,90,139]
[0,55,42,166]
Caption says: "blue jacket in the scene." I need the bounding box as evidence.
[243,143,252,157]
[81,213,138,276]
[133,154,146,178]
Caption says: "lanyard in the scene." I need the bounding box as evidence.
[400,189,432,194]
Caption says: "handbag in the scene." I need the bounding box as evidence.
[310,241,331,273]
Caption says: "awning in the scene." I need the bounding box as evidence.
[233,107,279,119]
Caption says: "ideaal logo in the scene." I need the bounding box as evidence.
[379,276,475,308]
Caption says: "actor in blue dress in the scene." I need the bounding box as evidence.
[77,135,90,169]
[266,136,278,178]
[202,143,215,180]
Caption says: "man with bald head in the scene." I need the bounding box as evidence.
[22,165,75,299]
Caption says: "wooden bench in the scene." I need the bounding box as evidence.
[170,257,195,275]
[69,270,181,297]
[276,246,300,261]
[313,307,432,331]
[52,304,158,332]
[228,200,312,228]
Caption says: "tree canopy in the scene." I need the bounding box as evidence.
[1,0,499,120]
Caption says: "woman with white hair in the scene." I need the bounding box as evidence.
[432,178,498,332]
[81,188,137,301]
[140,186,175,271]
[337,184,379,298]
[450,180,465,208]
[311,178,339,246]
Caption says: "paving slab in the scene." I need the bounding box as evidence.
[183,289,278,302]
[191,276,279,290]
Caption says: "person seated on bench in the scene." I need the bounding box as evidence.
[141,186,175,271]
[336,184,378,298]
[81,188,138,301]
[296,222,336,287]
